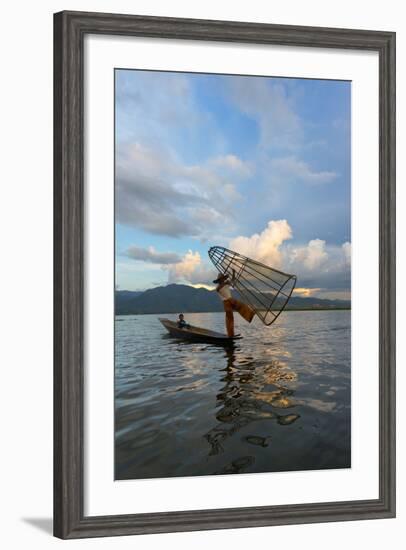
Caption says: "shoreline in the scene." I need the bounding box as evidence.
[116,308,351,316]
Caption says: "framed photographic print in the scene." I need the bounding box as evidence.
[54,10,396,539]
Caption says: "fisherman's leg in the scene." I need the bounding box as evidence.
[231,298,255,323]
[223,300,235,337]
[226,311,234,337]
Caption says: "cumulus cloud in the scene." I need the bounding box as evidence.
[167,250,201,282]
[286,239,350,290]
[126,245,181,264]
[289,238,328,270]
[116,142,249,238]
[342,241,351,264]
[229,220,351,292]
[229,220,293,269]
[116,71,347,253]
[166,250,216,285]
[123,219,350,294]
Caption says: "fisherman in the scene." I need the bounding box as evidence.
[213,270,255,337]
[177,313,189,329]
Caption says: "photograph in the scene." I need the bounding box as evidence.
[114,68,352,481]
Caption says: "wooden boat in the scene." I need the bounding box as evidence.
[159,318,242,344]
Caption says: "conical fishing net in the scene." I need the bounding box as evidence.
[208,246,297,326]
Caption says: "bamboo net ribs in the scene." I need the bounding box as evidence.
[208,246,297,326]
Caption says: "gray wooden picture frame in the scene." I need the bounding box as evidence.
[54,10,396,539]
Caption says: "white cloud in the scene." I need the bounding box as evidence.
[290,238,328,270]
[228,220,351,291]
[166,250,216,285]
[229,220,293,269]
[167,250,201,282]
[286,238,351,290]
[342,241,351,265]
[122,220,351,293]
[116,142,249,238]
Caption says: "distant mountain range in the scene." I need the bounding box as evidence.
[115,290,143,312]
[115,284,350,315]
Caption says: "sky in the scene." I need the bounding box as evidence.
[115,69,351,300]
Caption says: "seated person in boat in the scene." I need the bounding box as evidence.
[177,313,190,329]
[213,270,255,337]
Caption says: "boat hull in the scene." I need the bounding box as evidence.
[159,318,241,344]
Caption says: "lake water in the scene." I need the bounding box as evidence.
[115,310,351,480]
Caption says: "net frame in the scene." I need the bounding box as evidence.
[208,246,297,326]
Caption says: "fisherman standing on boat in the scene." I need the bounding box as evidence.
[213,270,255,337]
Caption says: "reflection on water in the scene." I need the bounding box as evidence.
[115,310,351,480]
[204,347,301,473]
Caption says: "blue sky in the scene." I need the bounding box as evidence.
[115,69,351,299]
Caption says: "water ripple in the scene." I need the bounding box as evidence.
[115,310,351,479]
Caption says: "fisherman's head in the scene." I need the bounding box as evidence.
[179,313,184,320]
[213,273,228,284]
